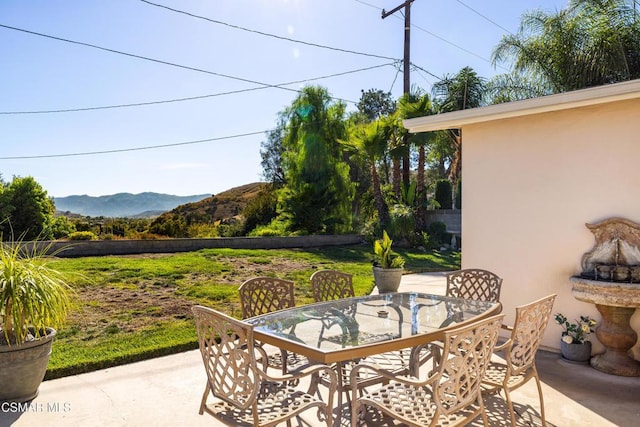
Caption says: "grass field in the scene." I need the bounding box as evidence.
[45,244,460,379]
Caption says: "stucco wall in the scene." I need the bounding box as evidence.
[462,98,640,356]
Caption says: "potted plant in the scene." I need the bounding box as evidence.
[372,230,405,293]
[554,313,597,364]
[0,239,72,402]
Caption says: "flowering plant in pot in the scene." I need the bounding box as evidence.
[372,231,405,293]
[0,238,72,402]
[554,313,597,363]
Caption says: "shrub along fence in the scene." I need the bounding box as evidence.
[27,234,365,258]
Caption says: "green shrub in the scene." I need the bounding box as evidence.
[427,221,449,248]
[249,218,289,236]
[434,179,452,209]
[187,223,219,238]
[242,187,278,235]
[68,231,97,241]
[389,204,415,243]
[47,216,76,239]
[455,179,462,209]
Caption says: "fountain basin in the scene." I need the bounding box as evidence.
[570,276,640,376]
[570,276,640,307]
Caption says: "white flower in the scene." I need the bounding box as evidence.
[561,335,574,344]
[581,324,590,333]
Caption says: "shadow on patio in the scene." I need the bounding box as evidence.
[2,273,638,427]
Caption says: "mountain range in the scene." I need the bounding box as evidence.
[54,192,211,218]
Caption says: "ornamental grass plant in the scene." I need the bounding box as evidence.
[0,238,73,345]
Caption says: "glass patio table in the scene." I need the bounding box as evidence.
[246,292,501,365]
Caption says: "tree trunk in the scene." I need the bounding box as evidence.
[448,130,462,185]
[371,163,390,227]
[416,144,426,231]
[392,156,401,199]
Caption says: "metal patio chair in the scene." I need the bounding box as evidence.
[445,268,503,303]
[350,314,505,427]
[481,294,557,427]
[311,269,355,302]
[310,270,410,406]
[192,305,336,427]
[239,277,308,374]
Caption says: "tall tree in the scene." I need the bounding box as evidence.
[432,67,487,186]
[354,89,399,198]
[260,114,287,186]
[398,90,435,230]
[0,176,55,241]
[278,86,354,234]
[356,89,397,123]
[341,119,392,228]
[492,0,640,93]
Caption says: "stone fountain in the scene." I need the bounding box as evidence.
[570,217,640,376]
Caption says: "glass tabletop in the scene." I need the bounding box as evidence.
[246,292,500,363]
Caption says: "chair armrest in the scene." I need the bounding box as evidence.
[260,363,336,386]
[493,338,512,352]
[501,324,514,332]
[350,361,436,391]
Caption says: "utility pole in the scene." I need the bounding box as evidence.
[382,0,414,188]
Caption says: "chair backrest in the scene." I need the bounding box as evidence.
[506,294,557,375]
[310,270,355,302]
[434,314,504,416]
[238,277,295,318]
[445,269,503,303]
[192,305,259,410]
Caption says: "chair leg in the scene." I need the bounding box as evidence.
[477,395,489,426]
[503,388,517,427]
[533,372,547,427]
[199,383,210,415]
[350,399,361,427]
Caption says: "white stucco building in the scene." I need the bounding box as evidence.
[404,79,640,359]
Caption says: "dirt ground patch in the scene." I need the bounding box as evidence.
[65,255,315,339]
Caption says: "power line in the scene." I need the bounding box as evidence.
[410,22,494,65]
[0,131,267,160]
[413,67,433,87]
[0,62,395,115]
[140,0,399,62]
[409,62,439,80]
[352,0,381,11]
[454,0,512,34]
[354,0,507,70]
[0,23,358,105]
[388,66,401,94]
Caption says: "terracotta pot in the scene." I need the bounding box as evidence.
[560,340,592,364]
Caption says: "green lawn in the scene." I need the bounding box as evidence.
[45,244,460,379]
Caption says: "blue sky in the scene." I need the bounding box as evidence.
[0,0,567,197]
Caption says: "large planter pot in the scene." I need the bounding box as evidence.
[373,266,403,294]
[0,328,56,402]
[560,340,592,364]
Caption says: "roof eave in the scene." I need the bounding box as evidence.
[403,79,640,133]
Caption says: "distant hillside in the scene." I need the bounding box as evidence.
[54,192,211,218]
[154,182,266,224]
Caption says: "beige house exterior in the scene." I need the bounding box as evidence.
[404,79,640,358]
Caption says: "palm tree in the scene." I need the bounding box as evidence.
[492,0,640,93]
[432,67,487,186]
[398,90,434,230]
[341,120,392,228]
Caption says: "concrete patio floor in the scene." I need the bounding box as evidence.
[2,272,639,426]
